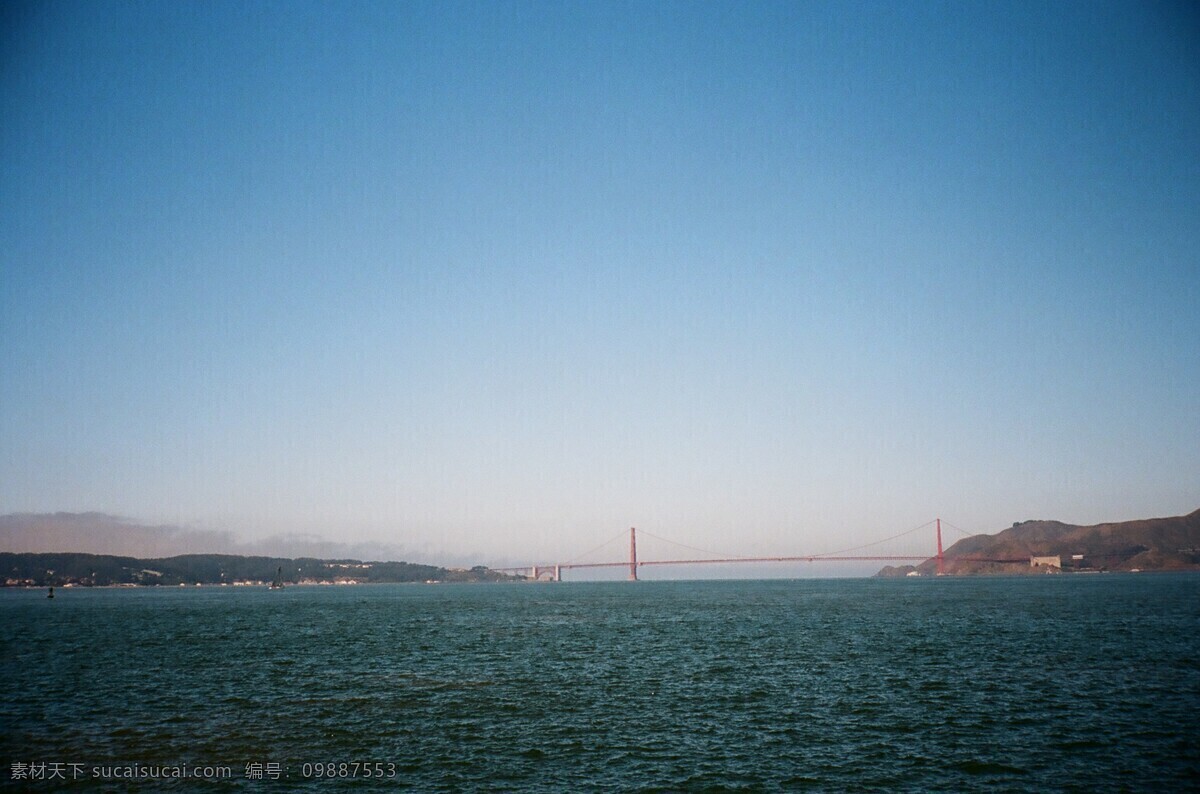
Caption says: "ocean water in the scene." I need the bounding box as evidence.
[2,575,1198,791]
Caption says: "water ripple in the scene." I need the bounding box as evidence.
[2,576,1198,790]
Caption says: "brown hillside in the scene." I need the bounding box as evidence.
[878,509,1200,576]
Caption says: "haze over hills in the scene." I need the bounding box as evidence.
[0,513,526,585]
[878,509,1200,576]
[0,512,491,568]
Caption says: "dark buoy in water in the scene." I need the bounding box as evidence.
[47,586,54,599]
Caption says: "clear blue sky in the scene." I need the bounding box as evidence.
[2,0,1197,566]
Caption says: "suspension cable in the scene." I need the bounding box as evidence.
[636,528,741,560]
[562,527,632,565]
[940,519,978,537]
[809,519,936,558]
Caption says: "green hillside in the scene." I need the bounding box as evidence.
[0,552,518,586]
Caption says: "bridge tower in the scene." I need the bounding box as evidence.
[936,518,944,575]
[629,526,638,581]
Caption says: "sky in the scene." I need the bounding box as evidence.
[2,0,1198,572]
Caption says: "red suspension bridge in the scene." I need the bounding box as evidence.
[494,519,1025,581]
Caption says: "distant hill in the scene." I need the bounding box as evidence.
[0,551,520,587]
[0,512,419,562]
[877,509,1200,576]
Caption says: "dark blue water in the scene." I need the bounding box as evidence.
[3,575,1198,790]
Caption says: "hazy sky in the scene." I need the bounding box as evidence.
[2,1,1197,569]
